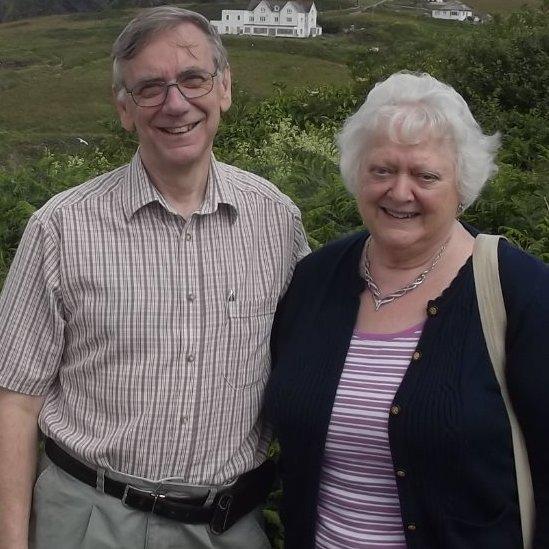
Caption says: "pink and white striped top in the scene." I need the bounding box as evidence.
[315,323,424,548]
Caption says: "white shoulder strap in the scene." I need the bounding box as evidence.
[472,234,535,549]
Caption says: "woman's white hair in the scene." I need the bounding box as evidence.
[338,71,500,208]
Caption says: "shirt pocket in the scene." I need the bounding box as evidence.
[223,296,278,390]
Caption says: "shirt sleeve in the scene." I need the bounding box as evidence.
[502,247,549,546]
[280,209,310,297]
[0,213,65,395]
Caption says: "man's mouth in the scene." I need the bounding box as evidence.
[160,122,199,135]
[381,207,419,219]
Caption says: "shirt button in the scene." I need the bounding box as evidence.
[390,405,401,416]
[427,305,438,316]
[185,233,192,241]
[187,292,196,302]
[186,354,195,363]
[396,469,406,478]
[181,415,189,424]
[407,523,417,532]
[412,350,421,361]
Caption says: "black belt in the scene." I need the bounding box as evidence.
[44,438,276,534]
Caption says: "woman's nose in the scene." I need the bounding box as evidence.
[388,173,414,201]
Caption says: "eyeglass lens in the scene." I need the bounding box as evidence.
[131,72,215,107]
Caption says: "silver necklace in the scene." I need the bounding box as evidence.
[360,237,449,311]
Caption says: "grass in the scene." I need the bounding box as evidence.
[464,0,539,14]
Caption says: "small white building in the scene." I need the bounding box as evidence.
[211,0,322,38]
[428,0,473,21]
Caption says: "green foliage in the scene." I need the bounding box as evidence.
[0,147,124,282]
[434,8,549,116]
[216,85,364,249]
[464,164,549,261]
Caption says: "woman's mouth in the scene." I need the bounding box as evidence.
[381,207,419,219]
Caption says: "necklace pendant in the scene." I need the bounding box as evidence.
[360,235,450,313]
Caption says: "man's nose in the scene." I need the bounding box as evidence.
[162,84,191,112]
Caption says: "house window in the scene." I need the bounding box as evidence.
[286,17,292,22]
[225,14,229,19]
[260,16,266,21]
[451,10,458,15]
[250,16,254,21]
[225,26,229,31]
[288,8,292,12]
[261,7,265,11]
[275,16,279,21]
[237,15,241,20]
[274,5,280,11]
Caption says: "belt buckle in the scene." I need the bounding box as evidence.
[121,484,166,513]
[210,493,233,535]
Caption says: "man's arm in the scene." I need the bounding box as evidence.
[0,388,44,549]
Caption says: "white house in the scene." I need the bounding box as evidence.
[211,0,322,38]
[428,0,473,21]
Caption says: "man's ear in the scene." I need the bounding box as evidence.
[113,87,135,132]
[219,67,232,113]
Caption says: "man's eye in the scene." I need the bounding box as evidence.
[136,84,165,98]
[180,75,209,88]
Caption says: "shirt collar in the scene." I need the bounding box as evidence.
[121,152,171,220]
[200,155,239,220]
[121,152,239,221]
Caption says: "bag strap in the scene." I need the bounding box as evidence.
[472,234,535,549]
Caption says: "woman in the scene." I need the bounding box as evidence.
[265,72,549,548]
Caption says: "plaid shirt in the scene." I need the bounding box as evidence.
[0,153,309,484]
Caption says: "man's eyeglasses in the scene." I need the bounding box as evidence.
[126,71,218,107]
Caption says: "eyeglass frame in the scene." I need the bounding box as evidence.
[125,70,219,108]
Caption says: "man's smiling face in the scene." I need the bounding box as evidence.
[116,22,231,178]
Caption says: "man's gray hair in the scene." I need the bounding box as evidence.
[112,6,229,95]
[338,71,500,209]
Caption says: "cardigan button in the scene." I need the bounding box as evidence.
[407,523,417,532]
[427,305,438,316]
[396,469,406,478]
[390,405,401,416]
[412,350,421,361]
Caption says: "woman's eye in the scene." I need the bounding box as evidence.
[371,167,391,177]
[418,172,439,182]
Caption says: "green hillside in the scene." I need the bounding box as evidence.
[0,6,353,161]
[0,0,544,163]
[0,0,539,21]
[465,0,539,14]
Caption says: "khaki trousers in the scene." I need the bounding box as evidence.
[29,458,272,549]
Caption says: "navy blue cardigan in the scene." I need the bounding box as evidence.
[265,230,549,549]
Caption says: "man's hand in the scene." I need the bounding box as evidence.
[0,388,44,549]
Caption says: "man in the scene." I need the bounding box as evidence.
[0,7,308,549]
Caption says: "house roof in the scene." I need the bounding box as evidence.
[431,1,473,10]
[247,0,315,13]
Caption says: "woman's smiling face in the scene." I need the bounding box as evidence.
[357,132,461,255]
